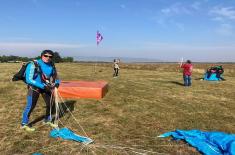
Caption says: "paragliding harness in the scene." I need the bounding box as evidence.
[12,60,58,85]
[41,63,58,87]
[12,60,41,82]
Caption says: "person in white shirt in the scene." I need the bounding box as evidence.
[113,59,120,77]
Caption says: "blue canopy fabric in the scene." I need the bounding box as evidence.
[159,129,235,155]
[50,128,93,145]
[204,73,221,81]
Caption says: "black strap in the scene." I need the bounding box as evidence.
[32,60,40,73]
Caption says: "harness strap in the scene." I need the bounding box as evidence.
[36,61,57,85]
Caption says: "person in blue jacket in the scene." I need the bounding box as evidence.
[21,50,60,132]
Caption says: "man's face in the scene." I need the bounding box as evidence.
[42,53,53,63]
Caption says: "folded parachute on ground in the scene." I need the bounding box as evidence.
[50,127,93,145]
[158,129,235,155]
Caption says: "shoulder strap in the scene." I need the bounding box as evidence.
[32,60,38,67]
[32,60,42,73]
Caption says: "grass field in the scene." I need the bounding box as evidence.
[0,62,235,155]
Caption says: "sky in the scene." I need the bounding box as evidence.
[0,0,235,62]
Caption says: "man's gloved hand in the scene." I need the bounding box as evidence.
[44,85,53,92]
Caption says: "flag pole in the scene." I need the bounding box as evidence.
[95,31,103,76]
[179,57,183,67]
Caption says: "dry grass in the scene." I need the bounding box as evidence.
[0,62,235,155]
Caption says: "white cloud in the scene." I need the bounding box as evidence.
[140,41,235,62]
[157,3,192,29]
[161,8,171,15]
[0,42,88,55]
[191,1,201,10]
[0,42,85,48]
[0,42,91,57]
[151,17,166,27]
[144,41,235,50]
[1,37,33,41]
[151,16,185,31]
[210,7,235,20]
[175,22,185,31]
[211,16,224,22]
[120,4,126,9]
[0,16,15,23]
[31,0,38,4]
[161,3,191,16]
[75,1,81,6]
[215,24,234,36]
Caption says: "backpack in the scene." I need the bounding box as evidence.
[12,60,40,82]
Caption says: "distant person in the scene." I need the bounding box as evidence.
[206,65,224,80]
[180,60,193,86]
[113,59,120,78]
[206,65,216,79]
[21,50,60,132]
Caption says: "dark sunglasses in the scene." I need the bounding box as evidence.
[43,55,53,58]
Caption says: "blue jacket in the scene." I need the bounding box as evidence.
[25,59,60,89]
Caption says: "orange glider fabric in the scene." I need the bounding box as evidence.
[58,81,108,99]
